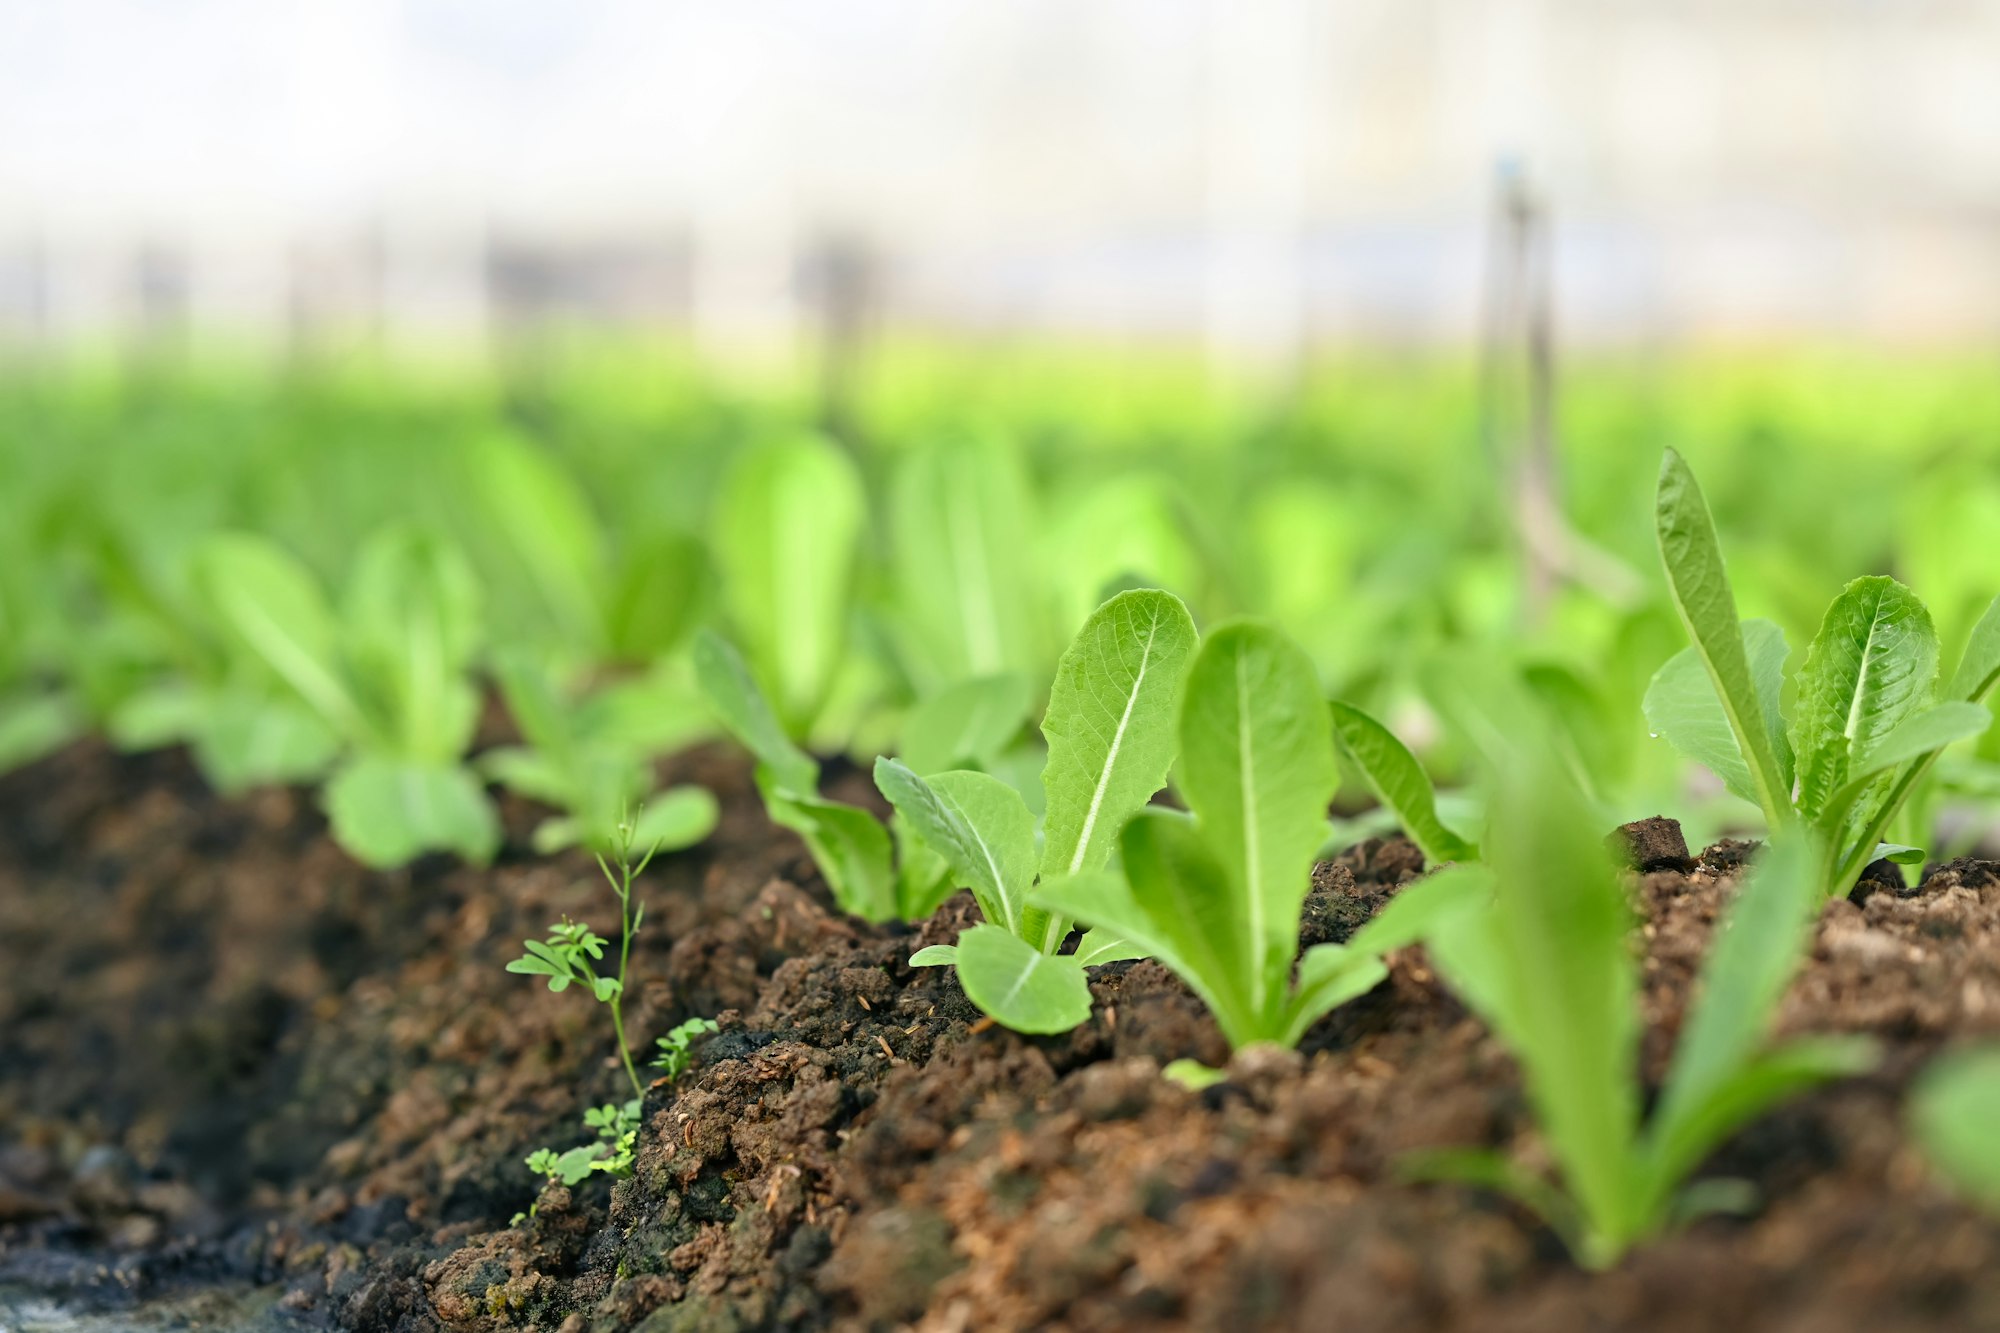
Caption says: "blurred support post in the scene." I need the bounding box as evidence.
[803,233,876,445]
[1203,0,1313,395]
[1481,163,1640,622]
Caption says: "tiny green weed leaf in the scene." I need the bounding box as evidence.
[694,630,819,796]
[711,436,865,733]
[899,673,1034,777]
[1179,623,1340,1026]
[1790,576,1937,822]
[1328,699,1478,864]
[1039,589,1197,883]
[951,923,1093,1035]
[1644,620,1790,813]
[1653,449,1792,828]
[1912,1047,2000,1212]
[324,757,500,868]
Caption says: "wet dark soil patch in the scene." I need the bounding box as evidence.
[4,745,2000,1331]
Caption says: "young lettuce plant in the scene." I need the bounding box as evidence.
[875,589,1198,1034]
[1032,620,1482,1055]
[195,527,500,868]
[695,629,951,923]
[1646,449,1996,896]
[1414,745,1876,1269]
[482,649,718,856]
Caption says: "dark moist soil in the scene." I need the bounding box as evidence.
[5,748,2000,1333]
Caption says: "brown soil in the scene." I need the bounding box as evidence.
[4,745,2000,1332]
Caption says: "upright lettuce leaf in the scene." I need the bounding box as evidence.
[466,433,607,652]
[711,436,865,735]
[899,673,1034,778]
[872,760,1035,936]
[1328,699,1478,865]
[1789,576,1936,821]
[1178,624,1340,1028]
[325,756,500,868]
[950,924,1092,1035]
[195,533,368,743]
[1653,449,1792,828]
[1644,620,1791,811]
[1039,589,1198,891]
[344,528,484,764]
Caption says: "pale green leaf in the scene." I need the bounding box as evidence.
[1912,1047,2000,1212]
[693,631,819,796]
[1039,589,1197,889]
[324,757,500,868]
[191,691,340,794]
[466,432,607,650]
[1074,930,1148,967]
[605,531,706,661]
[1643,620,1791,812]
[0,689,77,774]
[628,785,719,852]
[889,435,1043,686]
[909,944,959,967]
[899,673,1034,776]
[1854,701,1991,776]
[951,923,1093,1034]
[1279,946,1387,1047]
[1161,1060,1228,1091]
[195,533,367,741]
[1179,623,1339,1026]
[1945,595,2000,704]
[345,527,484,762]
[873,759,1035,936]
[757,770,897,922]
[1791,576,1937,821]
[711,436,865,733]
[1653,450,1792,827]
[1328,699,1477,864]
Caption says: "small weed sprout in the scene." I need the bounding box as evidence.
[653,1017,720,1080]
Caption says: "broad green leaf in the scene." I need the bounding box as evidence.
[1116,810,1260,1047]
[1643,620,1791,812]
[1522,662,1624,807]
[1912,1047,2000,1212]
[1653,450,1791,828]
[191,692,340,794]
[711,436,865,733]
[0,690,76,774]
[345,528,484,762]
[1643,1037,1876,1222]
[889,435,1043,686]
[492,650,576,767]
[891,814,956,921]
[1945,595,2000,704]
[899,673,1034,777]
[479,746,570,806]
[951,923,1092,1035]
[1790,576,1937,822]
[1039,589,1197,893]
[106,680,205,752]
[1280,946,1388,1046]
[1328,699,1478,864]
[628,785,719,852]
[1853,701,1991,776]
[1876,842,1926,865]
[1074,930,1147,967]
[873,760,1035,936]
[757,770,897,922]
[909,944,959,967]
[1179,624,1339,1025]
[693,631,819,797]
[196,534,367,742]
[1347,863,1493,956]
[467,433,606,650]
[1647,834,1822,1194]
[324,757,500,868]
[605,531,706,662]
[1444,744,1642,1250]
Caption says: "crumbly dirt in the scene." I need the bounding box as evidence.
[4,743,2000,1332]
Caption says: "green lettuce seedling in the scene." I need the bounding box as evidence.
[875,589,1199,1034]
[1328,699,1479,865]
[482,649,717,856]
[1646,449,1996,895]
[1033,620,1481,1052]
[1415,745,1875,1269]
[194,527,500,868]
[1910,1047,2000,1214]
[695,629,950,923]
